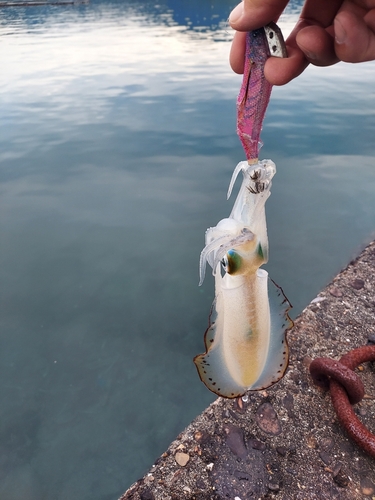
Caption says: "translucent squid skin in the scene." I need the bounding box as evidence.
[194,160,293,398]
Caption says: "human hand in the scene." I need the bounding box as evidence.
[229,0,375,85]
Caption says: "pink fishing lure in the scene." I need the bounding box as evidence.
[237,24,286,162]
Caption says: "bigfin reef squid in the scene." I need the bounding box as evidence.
[194,24,292,399]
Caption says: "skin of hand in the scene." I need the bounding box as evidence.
[229,0,375,85]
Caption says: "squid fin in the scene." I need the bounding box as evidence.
[193,300,247,398]
[193,331,246,399]
[250,278,293,391]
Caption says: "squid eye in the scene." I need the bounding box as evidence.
[222,250,242,275]
[221,255,229,272]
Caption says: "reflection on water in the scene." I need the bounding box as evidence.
[1,1,375,498]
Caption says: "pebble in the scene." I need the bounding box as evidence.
[360,477,375,496]
[268,482,280,492]
[233,469,250,480]
[306,434,317,449]
[228,408,240,420]
[222,409,230,419]
[319,437,334,451]
[333,468,350,488]
[330,287,343,297]
[276,446,288,456]
[175,452,190,467]
[331,462,342,478]
[319,450,332,465]
[249,439,266,451]
[224,424,248,459]
[139,490,154,500]
[311,296,327,304]
[255,402,282,435]
[282,393,294,410]
[194,430,210,444]
[234,397,246,413]
[282,393,294,418]
[351,278,365,290]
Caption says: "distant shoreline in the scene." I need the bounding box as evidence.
[0,1,88,7]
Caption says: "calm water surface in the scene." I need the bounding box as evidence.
[1,1,375,498]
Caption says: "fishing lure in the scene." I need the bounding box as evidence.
[194,23,292,398]
[238,23,287,163]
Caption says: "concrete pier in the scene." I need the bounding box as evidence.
[121,240,375,500]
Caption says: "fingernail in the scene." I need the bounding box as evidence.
[229,3,243,27]
[334,18,346,44]
[303,50,317,61]
[297,41,317,61]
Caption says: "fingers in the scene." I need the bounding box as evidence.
[230,32,309,85]
[299,0,343,29]
[229,0,289,32]
[264,45,309,85]
[230,32,247,73]
[296,25,339,66]
[229,0,375,85]
[230,30,309,84]
[334,9,375,62]
[228,0,341,83]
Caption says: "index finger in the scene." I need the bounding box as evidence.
[300,0,344,27]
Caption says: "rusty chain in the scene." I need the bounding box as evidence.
[309,345,375,459]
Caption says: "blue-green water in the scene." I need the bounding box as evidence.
[1,1,375,498]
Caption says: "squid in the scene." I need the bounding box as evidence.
[194,24,292,398]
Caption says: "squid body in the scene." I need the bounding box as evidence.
[194,160,292,398]
[194,24,292,398]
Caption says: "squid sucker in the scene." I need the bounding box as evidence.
[194,24,292,399]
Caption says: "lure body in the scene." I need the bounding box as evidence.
[237,23,286,163]
[194,24,291,398]
[237,29,271,162]
[194,160,292,398]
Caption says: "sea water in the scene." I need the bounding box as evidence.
[1,0,375,498]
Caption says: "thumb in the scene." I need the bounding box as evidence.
[334,10,375,63]
[229,0,289,32]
